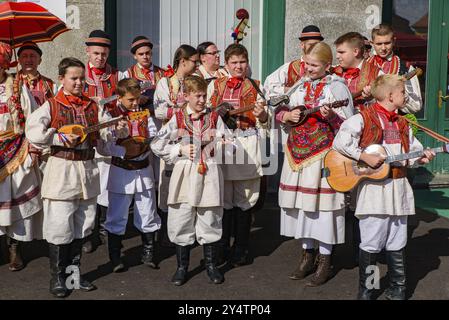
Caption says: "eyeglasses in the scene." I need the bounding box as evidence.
[204,50,221,56]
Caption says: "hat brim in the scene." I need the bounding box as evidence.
[18,46,42,57]
[85,42,111,48]
[299,36,324,41]
[131,42,153,54]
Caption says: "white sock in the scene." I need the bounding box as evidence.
[319,242,333,255]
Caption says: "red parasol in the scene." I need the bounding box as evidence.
[0,1,70,48]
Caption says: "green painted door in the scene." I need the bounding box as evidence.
[427,0,449,173]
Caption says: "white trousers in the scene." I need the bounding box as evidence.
[168,203,223,246]
[105,189,161,235]
[359,215,408,253]
[224,178,260,211]
[43,197,97,245]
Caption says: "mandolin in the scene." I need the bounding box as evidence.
[324,143,448,192]
[283,99,350,128]
[58,110,149,145]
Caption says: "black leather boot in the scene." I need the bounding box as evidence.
[70,239,97,292]
[230,208,251,267]
[217,209,233,266]
[141,232,158,269]
[8,238,24,271]
[107,232,125,273]
[289,249,316,280]
[48,243,71,298]
[171,245,190,286]
[385,249,406,300]
[204,244,224,284]
[158,210,174,248]
[358,249,378,300]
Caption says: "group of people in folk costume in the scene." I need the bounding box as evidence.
[0,21,435,300]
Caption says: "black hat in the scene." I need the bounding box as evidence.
[299,25,324,41]
[85,30,112,48]
[130,36,153,54]
[18,41,42,57]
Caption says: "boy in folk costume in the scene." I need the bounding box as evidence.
[104,78,161,272]
[17,41,55,106]
[264,25,324,97]
[333,74,435,300]
[82,30,122,253]
[153,45,199,246]
[26,57,128,298]
[333,32,381,111]
[208,43,271,267]
[151,76,230,285]
[121,36,165,116]
[276,43,354,286]
[0,42,43,272]
[368,24,422,114]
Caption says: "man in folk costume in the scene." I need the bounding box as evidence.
[264,25,324,97]
[121,36,165,117]
[333,32,382,112]
[368,24,422,114]
[82,30,121,253]
[0,42,43,272]
[333,74,435,300]
[276,42,354,286]
[26,57,128,298]
[208,44,271,267]
[17,41,55,107]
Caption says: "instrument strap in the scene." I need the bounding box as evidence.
[400,116,449,143]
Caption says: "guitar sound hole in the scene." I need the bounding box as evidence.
[352,162,381,175]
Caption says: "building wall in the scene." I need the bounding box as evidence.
[38,0,105,82]
[284,0,383,64]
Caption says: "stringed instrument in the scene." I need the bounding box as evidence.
[323,143,448,192]
[351,67,423,100]
[214,95,290,129]
[58,110,149,145]
[231,9,250,44]
[283,99,350,128]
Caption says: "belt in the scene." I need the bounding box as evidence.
[111,156,149,170]
[234,128,258,138]
[390,166,407,180]
[50,147,95,161]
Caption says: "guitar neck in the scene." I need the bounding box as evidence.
[386,147,443,163]
[85,116,123,134]
[99,95,118,106]
[228,105,256,116]
[302,102,340,116]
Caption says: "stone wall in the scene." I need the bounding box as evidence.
[38,0,105,82]
[285,0,384,63]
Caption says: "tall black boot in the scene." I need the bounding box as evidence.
[98,205,108,246]
[70,239,97,292]
[141,232,158,269]
[357,249,378,300]
[108,232,125,273]
[217,209,233,265]
[48,243,71,298]
[8,238,24,271]
[385,249,407,300]
[230,208,252,267]
[204,244,224,284]
[171,245,190,286]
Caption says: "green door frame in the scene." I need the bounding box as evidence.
[261,0,286,81]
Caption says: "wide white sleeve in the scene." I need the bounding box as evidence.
[332,114,365,161]
[402,66,423,114]
[150,116,182,165]
[263,62,290,98]
[154,78,174,121]
[328,80,355,120]
[25,101,64,148]
[21,85,38,117]
[408,128,424,167]
[206,80,216,105]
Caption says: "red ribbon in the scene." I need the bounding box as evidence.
[226,77,243,90]
[164,65,175,78]
[343,68,360,80]
[374,102,398,122]
[66,94,85,106]
[373,55,386,68]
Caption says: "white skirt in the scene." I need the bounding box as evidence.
[0,210,43,241]
[280,208,345,245]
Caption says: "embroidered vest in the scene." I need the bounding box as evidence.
[359,105,410,152]
[368,55,400,75]
[286,60,306,88]
[210,77,258,130]
[48,93,99,145]
[83,64,119,115]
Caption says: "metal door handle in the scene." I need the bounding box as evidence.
[438,90,449,109]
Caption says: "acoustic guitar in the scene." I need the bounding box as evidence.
[323,143,448,192]
[58,110,149,145]
[283,99,350,128]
